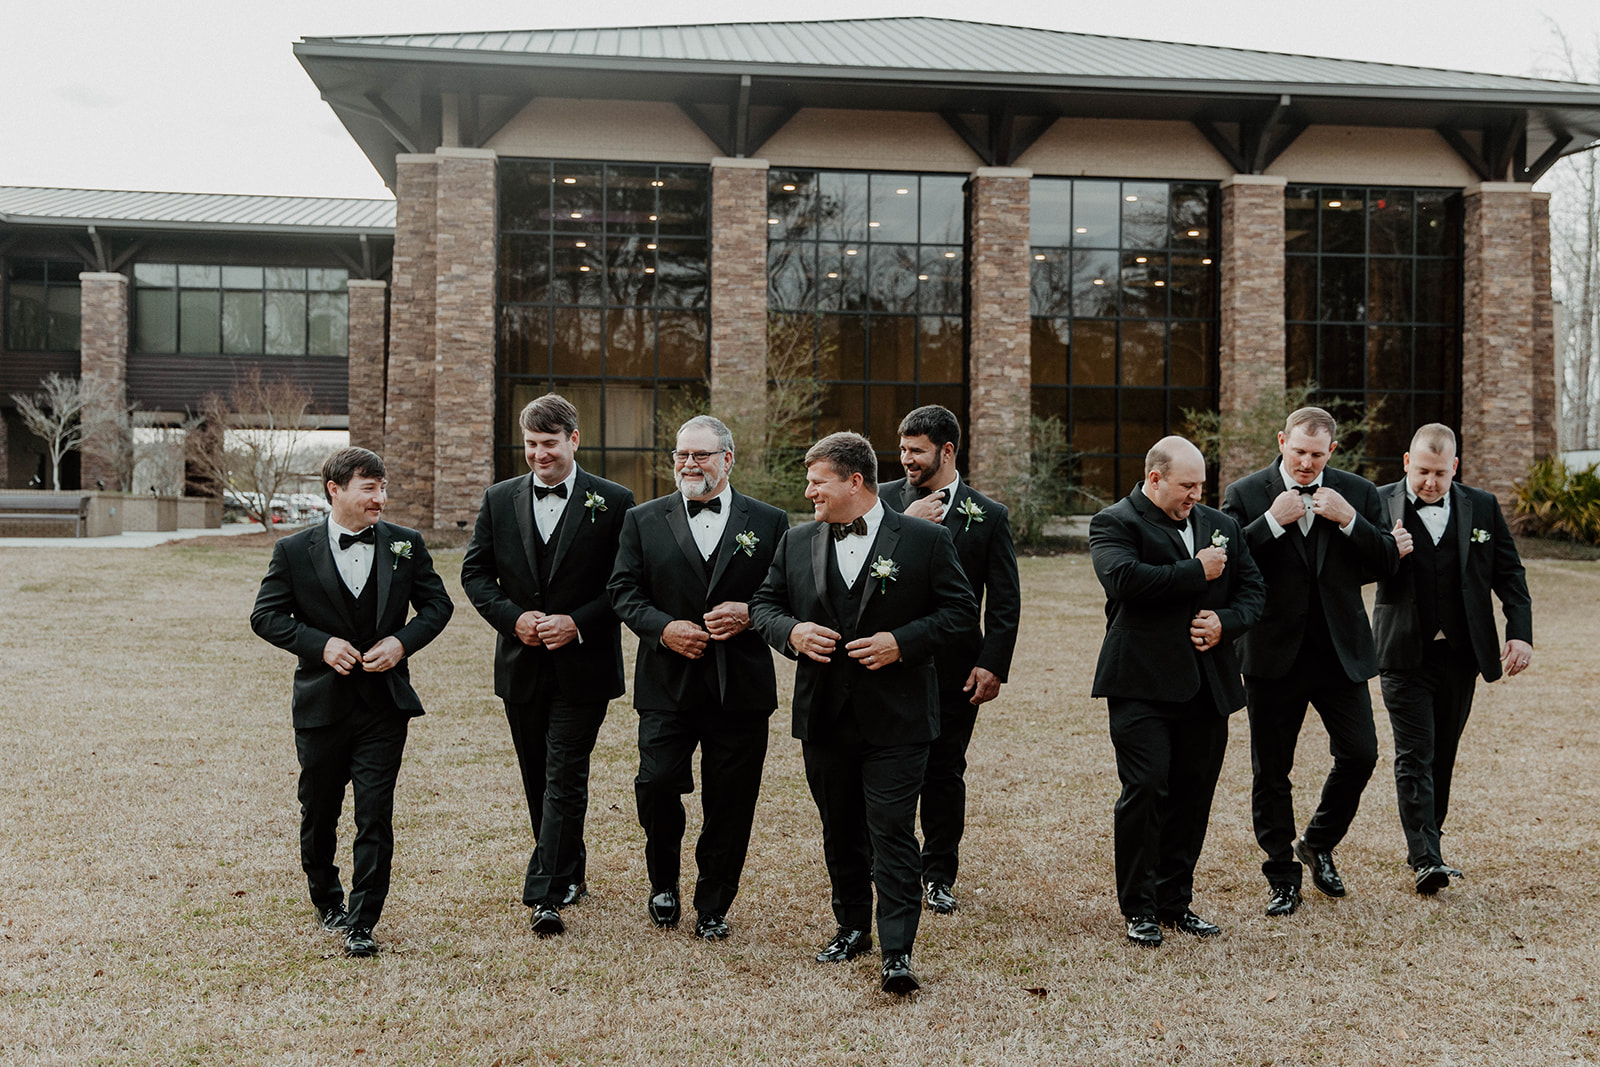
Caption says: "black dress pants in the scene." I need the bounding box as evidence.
[1107,695,1228,919]
[918,695,979,886]
[1379,639,1480,869]
[504,695,607,908]
[295,700,410,931]
[635,703,771,917]
[1245,670,1378,885]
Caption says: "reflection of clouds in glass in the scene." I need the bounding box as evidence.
[54,84,122,109]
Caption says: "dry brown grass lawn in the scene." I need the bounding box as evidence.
[1,537,1596,1066]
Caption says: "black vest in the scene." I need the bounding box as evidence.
[818,537,875,716]
[1406,502,1470,651]
[336,552,383,707]
[531,493,573,588]
[1288,516,1338,674]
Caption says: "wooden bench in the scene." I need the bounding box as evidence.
[0,492,89,538]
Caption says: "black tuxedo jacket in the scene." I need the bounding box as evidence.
[460,466,635,703]
[250,520,454,730]
[1221,462,1398,681]
[749,505,979,747]
[1373,480,1532,681]
[608,487,791,712]
[880,477,1021,691]
[1089,489,1265,712]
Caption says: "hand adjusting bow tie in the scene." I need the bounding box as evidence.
[1294,484,1318,496]
[534,482,568,500]
[830,517,869,541]
[339,528,375,550]
[687,497,722,517]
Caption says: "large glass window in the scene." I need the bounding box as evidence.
[767,170,967,475]
[498,159,710,493]
[132,264,347,357]
[1029,179,1220,506]
[1285,187,1463,480]
[6,259,83,351]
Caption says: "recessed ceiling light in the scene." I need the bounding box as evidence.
[1125,195,1138,202]
[826,272,838,278]
[846,249,858,256]
[782,184,796,192]
[1187,230,1201,237]
[1328,200,1342,208]
[578,265,590,272]
[917,274,929,280]
[1034,254,1046,261]
[1135,257,1147,264]
[944,252,956,258]
[647,243,656,250]
[869,221,881,228]
[1202,258,1212,265]
[648,214,658,221]
[645,267,655,273]
[563,177,577,185]
[1075,227,1087,234]
[570,212,582,219]
[575,241,586,247]
[651,180,664,187]
[896,188,909,195]
[768,218,779,225]
[1153,280,1166,287]
[1093,278,1105,285]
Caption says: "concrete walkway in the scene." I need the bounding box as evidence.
[0,523,266,549]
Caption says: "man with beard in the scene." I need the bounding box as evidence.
[608,415,790,939]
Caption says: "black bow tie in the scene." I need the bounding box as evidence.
[914,486,948,501]
[534,482,568,500]
[338,528,375,550]
[830,517,869,541]
[1294,484,1318,496]
[1414,498,1445,511]
[687,497,722,517]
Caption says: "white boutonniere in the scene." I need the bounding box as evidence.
[584,491,607,524]
[389,540,412,570]
[956,497,985,532]
[1210,530,1229,550]
[735,530,760,557]
[869,555,899,593]
[1471,527,1490,544]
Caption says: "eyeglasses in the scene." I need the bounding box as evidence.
[669,449,727,464]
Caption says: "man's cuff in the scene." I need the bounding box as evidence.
[1340,516,1356,535]
[1264,512,1287,538]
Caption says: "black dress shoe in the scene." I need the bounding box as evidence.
[560,881,590,908]
[924,881,957,915]
[529,904,565,935]
[880,953,920,994]
[647,888,680,928]
[694,913,730,941]
[1159,909,1222,937]
[343,927,378,957]
[1124,915,1162,947]
[815,927,872,962]
[1414,864,1462,895]
[317,903,350,933]
[1266,882,1301,916]
[1294,838,1347,897]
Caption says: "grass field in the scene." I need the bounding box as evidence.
[1,535,1596,1065]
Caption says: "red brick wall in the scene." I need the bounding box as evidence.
[1218,176,1287,487]
[1530,191,1557,461]
[384,155,438,527]
[346,281,388,453]
[78,272,129,491]
[967,168,1031,501]
[709,160,770,439]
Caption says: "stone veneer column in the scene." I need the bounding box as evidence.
[1462,182,1535,507]
[1530,191,1557,460]
[709,158,770,440]
[384,154,439,528]
[432,147,499,530]
[346,280,388,452]
[1217,175,1287,488]
[967,167,1032,501]
[78,271,130,490]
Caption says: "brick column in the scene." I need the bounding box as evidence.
[432,147,498,530]
[709,158,770,442]
[346,280,388,452]
[78,271,130,490]
[1217,175,1287,487]
[967,167,1032,500]
[1462,182,1535,507]
[0,408,9,487]
[1530,191,1557,461]
[384,154,438,528]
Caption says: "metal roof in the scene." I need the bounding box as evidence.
[0,186,395,235]
[305,17,1600,100]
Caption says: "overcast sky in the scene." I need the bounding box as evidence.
[4,0,1598,201]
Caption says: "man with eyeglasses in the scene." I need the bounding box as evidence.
[608,416,789,941]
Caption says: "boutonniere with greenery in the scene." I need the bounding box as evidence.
[1210,530,1229,549]
[584,491,607,524]
[956,497,985,532]
[1471,527,1490,544]
[389,540,413,570]
[735,530,760,557]
[868,555,899,593]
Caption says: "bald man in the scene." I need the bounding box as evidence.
[1090,437,1265,946]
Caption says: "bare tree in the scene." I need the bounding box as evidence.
[1537,24,1600,450]
[8,373,118,491]
[185,367,320,533]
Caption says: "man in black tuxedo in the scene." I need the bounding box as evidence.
[1221,407,1398,915]
[250,446,454,958]
[607,415,790,940]
[460,393,635,936]
[751,432,977,995]
[1091,436,1265,945]
[879,404,1020,916]
[1375,423,1532,894]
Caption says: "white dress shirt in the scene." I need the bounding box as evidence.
[327,516,374,597]
[532,466,579,544]
[1407,487,1451,545]
[685,484,733,560]
[834,498,885,586]
[1264,465,1356,538]
[922,471,961,508]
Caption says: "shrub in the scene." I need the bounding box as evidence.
[998,415,1106,546]
[1512,458,1600,544]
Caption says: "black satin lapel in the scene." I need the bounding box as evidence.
[664,497,703,572]
[857,515,901,627]
[1454,483,1472,582]
[513,478,539,580]
[943,484,966,536]
[810,522,831,618]
[308,524,359,636]
[1387,485,1405,529]
[707,493,749,595]
[1191,509,1210,559]
[549,468,588,577]
[373,520,394,623]
[900,480,919,511]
